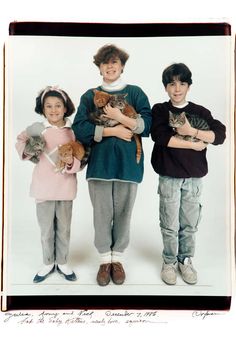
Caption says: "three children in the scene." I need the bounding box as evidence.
[16,61,226,286]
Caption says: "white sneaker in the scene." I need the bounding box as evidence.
[178,257,197,284]
[161,262,177,285]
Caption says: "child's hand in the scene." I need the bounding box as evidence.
[176,118,196,136]
[112,124,133,141]
[190,141,207,151]
[59,155,73,165]
[103,104,123,122]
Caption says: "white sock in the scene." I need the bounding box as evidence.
[111,251,124,264]
[57,264,74,275]
[99,251,112,264]
[37,263,54,276]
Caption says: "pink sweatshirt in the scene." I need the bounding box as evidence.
[16,119,81,201]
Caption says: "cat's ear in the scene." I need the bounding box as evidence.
[180,112,186,117]
[169,111,173,116]
[93,89,99,95]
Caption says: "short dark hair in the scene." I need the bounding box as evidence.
[35,88,75,117]
[93,44,129,67]
[162,63,192,87]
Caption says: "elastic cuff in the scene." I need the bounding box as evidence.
[111,251,124,263]
[94,125,104,142]
[99,251,112,264]
[132,115,145,134]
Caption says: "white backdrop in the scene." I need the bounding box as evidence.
[4,34,233,297]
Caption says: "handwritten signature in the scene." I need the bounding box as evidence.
[192,311,223,320]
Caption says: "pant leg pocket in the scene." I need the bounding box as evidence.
[158,176,174,199]
[191,178,203,198]
[158,176,180,228]
[196,203,203,228]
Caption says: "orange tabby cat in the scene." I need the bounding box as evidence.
[92,90,142,164]
[56,141,86,172]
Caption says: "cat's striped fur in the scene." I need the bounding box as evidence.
[169,111,209,142]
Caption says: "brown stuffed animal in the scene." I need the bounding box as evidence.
[56,141,85,172]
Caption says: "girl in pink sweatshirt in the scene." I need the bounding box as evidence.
[16,86,81,283]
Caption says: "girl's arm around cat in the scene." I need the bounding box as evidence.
[15,130,32,160]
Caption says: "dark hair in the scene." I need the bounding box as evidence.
[162,63,192,87]
[35,87,75,117]
[93,44,129,67]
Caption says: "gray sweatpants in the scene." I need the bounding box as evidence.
[36,200,73,265]
[88,180,138,254]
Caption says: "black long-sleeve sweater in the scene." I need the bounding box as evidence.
[151,101,226,178]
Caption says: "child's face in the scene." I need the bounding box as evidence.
[99,57,124,84]
[43,96,67,127]
[165,78,190,106]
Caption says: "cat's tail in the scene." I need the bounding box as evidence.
[133,134,142,164]
[80,146,91,169]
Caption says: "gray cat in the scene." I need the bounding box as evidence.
[24,136,46,163]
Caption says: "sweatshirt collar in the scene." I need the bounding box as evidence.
[43,117,71,129]
[171,101,189,109]
[101,77,127,92]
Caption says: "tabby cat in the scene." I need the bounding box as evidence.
[169,111,209,142]
[24,135,46,163]
[91,90,142,163]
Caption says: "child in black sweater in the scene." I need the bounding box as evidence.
[151,63,226,285]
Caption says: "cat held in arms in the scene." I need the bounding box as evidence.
[91,89,142,164]
[56,140,90,172]
[24,135,46,163]
[169,110,209,142]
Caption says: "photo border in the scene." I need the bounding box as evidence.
[2,21,233,311]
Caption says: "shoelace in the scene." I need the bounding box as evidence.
[163,263,177,271]
[100,263,111,272]
[112,262,124,272]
